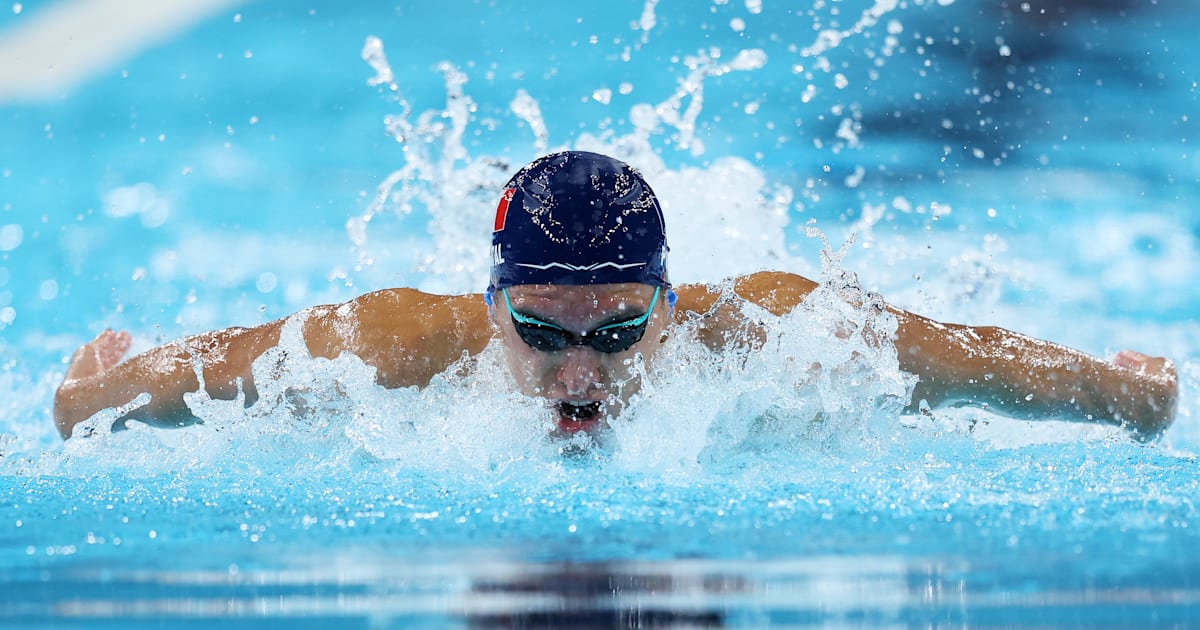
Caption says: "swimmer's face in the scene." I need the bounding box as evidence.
[491,282,670,435]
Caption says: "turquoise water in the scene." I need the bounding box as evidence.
[1,0,1198,627]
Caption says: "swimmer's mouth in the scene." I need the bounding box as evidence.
[555,400,603,432]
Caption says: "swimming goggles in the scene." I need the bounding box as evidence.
[502,287,661,353]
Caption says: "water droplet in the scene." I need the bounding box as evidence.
[38,280,58,301]
[256,272,278,294]
[0,224,22,251]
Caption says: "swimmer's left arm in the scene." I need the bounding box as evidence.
[696,271,1177,437]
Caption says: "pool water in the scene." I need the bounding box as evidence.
[1,0,1198,627]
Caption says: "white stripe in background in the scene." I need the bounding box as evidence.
[0,0,245,103]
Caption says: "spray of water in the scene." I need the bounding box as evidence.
[348,35,795,292]
[13,245,919,483]
[2,4,1194,493]
[652,47,767,156]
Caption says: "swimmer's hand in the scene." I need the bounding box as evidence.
[63,329,133,383]
[54,326,231,439]
[1112,349,1176,380]
[1111,349,1179,431]
[55,330,137,437]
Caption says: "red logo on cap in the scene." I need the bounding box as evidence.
[494,188,515,232]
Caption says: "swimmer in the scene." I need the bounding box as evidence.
[53,151,1178,440]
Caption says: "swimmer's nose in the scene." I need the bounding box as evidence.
[556,347,604,396]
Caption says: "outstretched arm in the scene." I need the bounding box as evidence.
[892,309,1177,436]
[53,289,493,439]
[680,271,1178,436]
[54,321,288,438]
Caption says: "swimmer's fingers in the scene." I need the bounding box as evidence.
[1111,350,1179,435]
[1113,349,1176,381]
[63,329,133,382]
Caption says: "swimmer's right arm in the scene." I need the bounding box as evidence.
[53,323,285,438]
[53,288,493,439]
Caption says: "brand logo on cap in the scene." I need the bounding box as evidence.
[494,188,515,232]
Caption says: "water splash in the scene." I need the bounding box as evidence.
[360,35,396,90]
[610,248,916,476]
[22,264,917,484]
[348,47,511,291]
[653,47,767,156]
[800,0,903,58]
[4,1,1190,498]
[510,88,548,154]
[349,36,789,292]
[637,0,659,44]
[2,10,1199,621]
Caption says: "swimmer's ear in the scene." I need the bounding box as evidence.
[661,289,677,343]
[483,289,495,316]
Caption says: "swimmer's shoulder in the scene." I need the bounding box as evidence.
[674,270,818,317]
[307,287,483,316]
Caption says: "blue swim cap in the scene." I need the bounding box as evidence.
[489,151,669,291]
